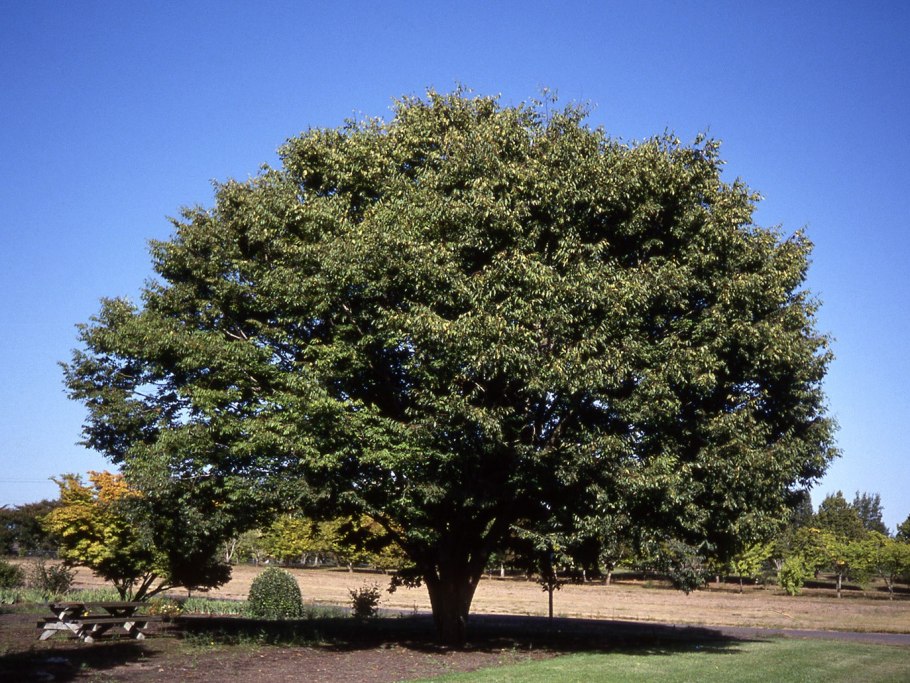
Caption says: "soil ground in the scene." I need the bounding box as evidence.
[2,562,909,682]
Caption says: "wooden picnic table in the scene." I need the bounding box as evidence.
[37,601,161,643]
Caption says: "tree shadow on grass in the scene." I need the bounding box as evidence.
[0,613,755,682]
[174,612,755,657]
[471,614,752,653]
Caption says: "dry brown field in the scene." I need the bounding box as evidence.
[56,561,910,633]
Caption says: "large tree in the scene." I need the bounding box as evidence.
[64,90,836,643]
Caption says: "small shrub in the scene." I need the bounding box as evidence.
[146,597,183,619]
[661,540,709,595]
[349,582,381,619]
[0,560,24,589]
[67,587,120,602]
[26,559,75,597]
[247,567,303,619]
[0,587,48,604]
[183,597,247,615]
[779,555,809,596]
[0,588,21,604]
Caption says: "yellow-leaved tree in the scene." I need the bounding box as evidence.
[42,471,229,600]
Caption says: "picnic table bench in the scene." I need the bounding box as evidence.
[37,601,161,643]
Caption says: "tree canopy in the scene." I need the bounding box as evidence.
[897,515,910,542]
[816,491,866,541]
[64,90,837,643]
[851,491,888,535]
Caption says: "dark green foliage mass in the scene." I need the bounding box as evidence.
[816,491,866,541]
[349,582,382,619]
[0,499,61,556]
[897,515,910,542]
[659,539,710,594]
[851,491,888,534]
[247,567,303,619]
[63,90,836,643]
[0,558,24,589]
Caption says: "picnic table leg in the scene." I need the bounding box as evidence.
[82,622,115,643]
[38,608,80,640]
[64,620,87,640]
[123,620,147,639]
[38,623,68,640]
[40,619,92,641]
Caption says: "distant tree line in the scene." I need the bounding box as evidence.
[4,476,910,603]
[0,499,61,556]
[767,491,910,599]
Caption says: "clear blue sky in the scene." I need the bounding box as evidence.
[1,1,908,530]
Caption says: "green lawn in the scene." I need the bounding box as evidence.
[425,638,910,683]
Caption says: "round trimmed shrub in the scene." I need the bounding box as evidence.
[247,567,303,619]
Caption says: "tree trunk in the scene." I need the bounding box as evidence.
[836,572,842,598]
[425,570,481,647]
[605,569,612,586]
[224,537,238,564]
